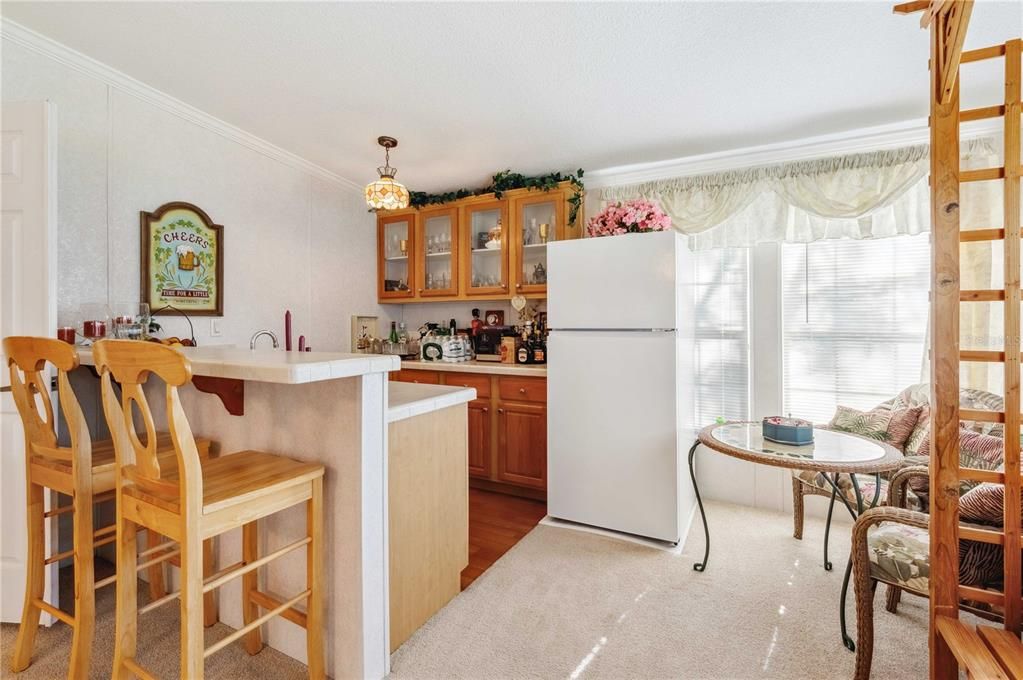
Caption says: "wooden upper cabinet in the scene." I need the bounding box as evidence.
[510,192,564,295]
[378,212,416,300]
[415,206,459,298]
[462,199,510,297]
[376,181,582,303]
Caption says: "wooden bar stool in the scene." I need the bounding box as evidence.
[93,339,326,680]
[3,337,216,679]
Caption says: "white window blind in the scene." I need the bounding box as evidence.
[781,234,931,424]
[693,248,751,426]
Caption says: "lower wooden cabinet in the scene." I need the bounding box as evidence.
[393,368,546,496]
[467,398,492,478]
[497,401,546,489]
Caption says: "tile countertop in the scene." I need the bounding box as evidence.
[387,382,477,423]
[77,345,400,385]
[400,359,547,378]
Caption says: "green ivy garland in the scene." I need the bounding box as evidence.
[408,169,585,227]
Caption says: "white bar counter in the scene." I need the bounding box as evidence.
[76,346,401,679]
[387,382,476,423]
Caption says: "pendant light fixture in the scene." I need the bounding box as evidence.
[364,136,410,210]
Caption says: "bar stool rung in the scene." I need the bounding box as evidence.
[137,547,181,572]
[45,534,116,565]
[122,657,158,680]
[95,574,117,589]
[202,537,311,594]
[203,589,311,659]
[32,598,74,626]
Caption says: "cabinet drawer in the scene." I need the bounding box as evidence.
[498,377,546,403]
[442,373,491,398]
[392,369,441,384]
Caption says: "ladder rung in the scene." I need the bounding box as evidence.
[978,626,1023,679]
[935,617,1010,680]
[961,350,1005,362]
[960,467,1005,484]
[960,289,1007,301]
[961,44,1008,64]
[962,168,1006,182]
[892,0,929,14]
[961,105,1006,122]
[960,526,1005,545]
[959,584,1005,606]
[960,408,1005,424]
[960,228,1007,242]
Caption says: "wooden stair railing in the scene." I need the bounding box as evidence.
[895,2,1022,678]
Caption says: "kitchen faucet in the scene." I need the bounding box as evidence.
[249,329,280,350]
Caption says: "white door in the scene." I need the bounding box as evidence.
[1,101,58,622]
[547,329,681,542]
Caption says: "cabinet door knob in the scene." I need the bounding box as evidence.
[515,284,522,290]
[501,284,508,290]
[418,288,424,293]
[519,388,526,394]
[482,407,489,413]
[497,408,505,414]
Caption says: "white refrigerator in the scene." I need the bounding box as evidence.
[546,230,695,544]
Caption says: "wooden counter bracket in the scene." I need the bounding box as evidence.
[191,376,245,416]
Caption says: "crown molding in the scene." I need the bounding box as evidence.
[1,18,362,191]
[585,117,1003,190]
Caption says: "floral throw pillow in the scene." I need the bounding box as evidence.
[829,405,922,449]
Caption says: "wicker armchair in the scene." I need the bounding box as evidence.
[850,466,1010,680]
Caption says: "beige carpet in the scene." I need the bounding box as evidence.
[390,501,952,680]
[2,502,956,679]
[0,564,308,680]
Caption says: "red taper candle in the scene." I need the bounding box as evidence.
[285,310,293,351]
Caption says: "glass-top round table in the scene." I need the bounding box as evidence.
[689,422,903,652]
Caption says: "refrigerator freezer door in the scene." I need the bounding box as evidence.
[547,330,681,542]
[547,231,683,330]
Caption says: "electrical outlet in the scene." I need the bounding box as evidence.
[210,319,223,337]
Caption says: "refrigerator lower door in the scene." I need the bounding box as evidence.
[547,330,681,542]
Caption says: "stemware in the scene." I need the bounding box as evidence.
[110,302,151,340]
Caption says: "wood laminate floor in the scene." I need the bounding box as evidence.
[461,489,547,590]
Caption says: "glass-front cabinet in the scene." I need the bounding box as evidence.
[463,199,509,296]
[415,206,459,297]
[377,212,415,300]
[510,193,564,295]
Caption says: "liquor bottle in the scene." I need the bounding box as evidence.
[516,339,530,364]
[471,308,482,336]
[389,321,399,344]
[532,326,546,364]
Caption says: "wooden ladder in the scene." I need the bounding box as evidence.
[895,0,1023,674]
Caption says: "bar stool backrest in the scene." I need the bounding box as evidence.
[3,336,91,474]
[92,339,203,515]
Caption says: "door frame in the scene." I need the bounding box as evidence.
[1,100,59,623]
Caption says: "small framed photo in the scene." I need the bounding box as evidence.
[141,202,224,316]
[484,310,504,327]
[351,315,378,352]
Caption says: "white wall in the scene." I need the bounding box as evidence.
[1,38,398,352]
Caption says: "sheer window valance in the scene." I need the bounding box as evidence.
[599,138,997,250]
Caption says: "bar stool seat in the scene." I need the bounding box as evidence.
[125,450,322,516]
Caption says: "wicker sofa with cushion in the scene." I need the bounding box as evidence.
[789,384,1004,563]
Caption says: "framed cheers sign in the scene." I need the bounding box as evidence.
[141,202,224,316]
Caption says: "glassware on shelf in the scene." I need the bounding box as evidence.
[539,223,550,244]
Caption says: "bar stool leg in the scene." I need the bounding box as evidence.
[10,482,45,673]
[241,520,262,654]
[112,515,138,680]
[203,538,219,627]
[68,487,96,679]
[307,477,325,680]
[179,529,206,680]
[144,531,168,601]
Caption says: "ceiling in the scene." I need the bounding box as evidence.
[3,2,1020,193]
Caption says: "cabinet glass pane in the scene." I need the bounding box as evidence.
[470,208,502,288]
[520,201,556,286]
[423,214,454,291]
[382,220,410,292]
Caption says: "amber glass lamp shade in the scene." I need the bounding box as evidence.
[365,172,410,211]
